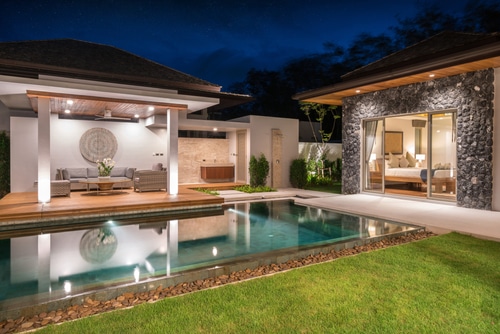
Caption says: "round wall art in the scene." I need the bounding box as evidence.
[79,127,118,162]
[80,228,118,264]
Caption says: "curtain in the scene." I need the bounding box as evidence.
[365,120,378,165]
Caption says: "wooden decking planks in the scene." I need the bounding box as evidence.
[0,183,242,226]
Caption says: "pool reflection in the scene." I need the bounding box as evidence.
[0,200,418,309]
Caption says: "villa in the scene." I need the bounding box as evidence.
[294,31,500,211]
[0,39,299,204]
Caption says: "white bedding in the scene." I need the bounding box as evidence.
[385,167,455,179]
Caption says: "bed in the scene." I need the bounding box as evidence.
[371,166,456,194]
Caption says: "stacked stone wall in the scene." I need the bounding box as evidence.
[342,69,494,210]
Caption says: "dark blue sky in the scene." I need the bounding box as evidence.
[1,0,469,90]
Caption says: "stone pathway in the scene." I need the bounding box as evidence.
[0,231,433,333]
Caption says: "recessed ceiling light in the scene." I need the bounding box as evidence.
[213,127,218,131]
[64,109,71,114]
[429,74,435,77]
[134,114,140,118]
[148,106,155,111]
[355,90,361,93]
[67,100,74,105]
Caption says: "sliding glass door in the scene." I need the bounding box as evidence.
[429,112,456,199]
[362,111,456,202]
[363,119,383,193]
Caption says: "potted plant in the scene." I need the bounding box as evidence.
[96,158,115,179]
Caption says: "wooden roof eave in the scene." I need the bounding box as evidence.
[293,42,500,106]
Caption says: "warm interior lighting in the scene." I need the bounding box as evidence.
[355,89,361,93]
[134,114,140,118]
[416,154,425,167]
[64,109,71,114]
[370,153,377,161]
[148,106,155,111]
[429,74,435,77]
[67,100,74,105]
[213,127,218,132]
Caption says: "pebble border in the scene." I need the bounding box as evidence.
[0,231,434,333]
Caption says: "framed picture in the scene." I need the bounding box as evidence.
[384,131,403,154]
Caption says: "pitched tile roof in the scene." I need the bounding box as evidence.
[342,31,500,80]
[0,38,220,91]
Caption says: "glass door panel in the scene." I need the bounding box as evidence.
[429,112,457,200]
[363,119,383,192]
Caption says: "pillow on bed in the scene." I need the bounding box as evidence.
[406,152,417,167]
[399,156,409,168]
[388,153,400,168]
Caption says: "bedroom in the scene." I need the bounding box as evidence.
[364,111,456,201]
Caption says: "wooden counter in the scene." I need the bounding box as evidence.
[201,164,234,181]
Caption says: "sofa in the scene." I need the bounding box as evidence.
[57,167,136,190]
[133,170,168,192]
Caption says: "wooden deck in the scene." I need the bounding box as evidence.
[0,183,244,229]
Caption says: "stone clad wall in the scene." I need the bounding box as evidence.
[342,69,494,210]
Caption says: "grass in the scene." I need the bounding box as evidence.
[38,233,499,333]
[305,181,342,194]
[194,187,219,195]
[233,185,276,193]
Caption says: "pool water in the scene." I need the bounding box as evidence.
[0,199,419,312]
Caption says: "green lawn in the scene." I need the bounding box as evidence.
[38,233,499,333]
[305,181,342,194]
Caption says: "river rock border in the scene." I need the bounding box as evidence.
[0,230,432,333]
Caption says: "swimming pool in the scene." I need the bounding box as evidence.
[0,199,420,317]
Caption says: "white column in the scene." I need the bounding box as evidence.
[37,234,51,294]
[166,220,178,276]
[38,98,51,203]
[166,109,179,195]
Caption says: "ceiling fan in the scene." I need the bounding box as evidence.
[94,108,132,121]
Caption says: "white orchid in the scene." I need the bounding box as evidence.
[96,158,115,176]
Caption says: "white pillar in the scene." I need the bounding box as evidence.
[37,234,51,294]
[38,98,51,203]
[166,109,178,195]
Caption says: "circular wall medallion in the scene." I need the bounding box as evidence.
[79,128,118,162]
[80,228,118,264]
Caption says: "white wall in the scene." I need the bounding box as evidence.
[10,114,300,191]
[11,117,38,192]
[11,115,170,192]
[247,115,299,188]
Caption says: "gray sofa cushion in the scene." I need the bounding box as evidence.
[87,168,99,178]
[111,167,127,177]
[64,168,87,179]
[125,168,136,179]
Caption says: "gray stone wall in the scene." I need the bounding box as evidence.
[342,69,494,210]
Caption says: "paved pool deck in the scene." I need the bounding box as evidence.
[219,189,500,242]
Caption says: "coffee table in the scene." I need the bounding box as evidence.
[79,177,131,194]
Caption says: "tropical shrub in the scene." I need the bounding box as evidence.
[289,158,307,189]
[249,153,269,187]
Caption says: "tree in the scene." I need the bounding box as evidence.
[461,0,500,33]
[300,102,340,170]
[392,3,460,48]
[344,33,397,69]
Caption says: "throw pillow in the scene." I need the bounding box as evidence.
[406,152,417,167]
[388,152,399,168]
[399,156,409,168]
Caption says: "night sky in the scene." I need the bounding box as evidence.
[1,0,470,90]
